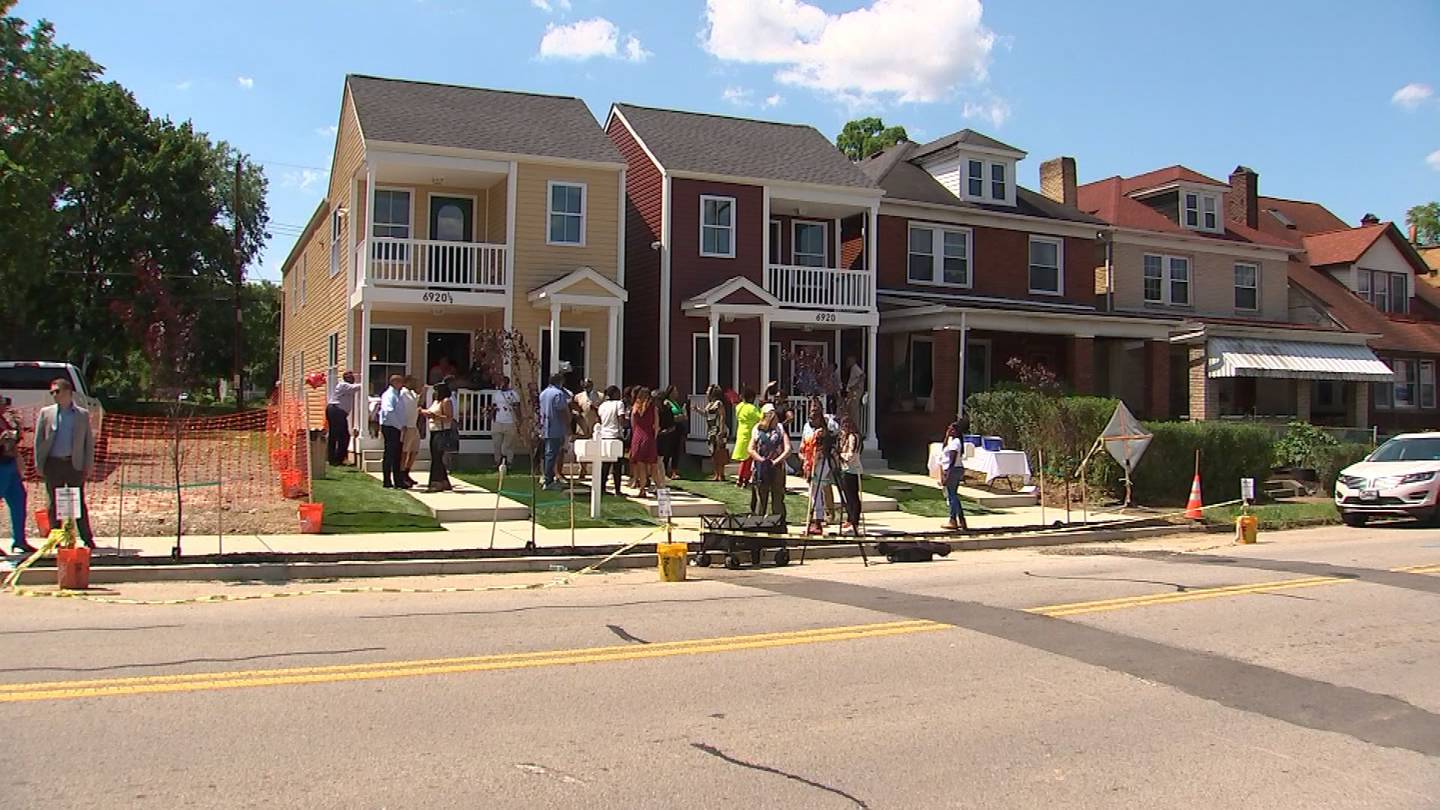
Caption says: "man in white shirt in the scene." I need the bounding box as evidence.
[491,375,521,468]
[378,375,409,488]
[326,371,363,465]
[399,376,421,487]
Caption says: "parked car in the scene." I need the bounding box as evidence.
[1334,433,1440,527]
[0,361,105,437]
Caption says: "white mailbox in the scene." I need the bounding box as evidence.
[573,438,623,518]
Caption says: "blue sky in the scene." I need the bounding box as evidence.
[15,0,1439,280]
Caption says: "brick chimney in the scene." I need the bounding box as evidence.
[1040,157,1077,208]
[1412,223,1421,244]
[1226,166,1258,229]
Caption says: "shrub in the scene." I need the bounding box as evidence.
[1132,421,1275,505]
[1313,443,1372,494]
[1272,420,1339,469]
[966,390,1120,485]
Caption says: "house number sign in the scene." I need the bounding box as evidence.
[814,312,837,323]
[420,291,455,305]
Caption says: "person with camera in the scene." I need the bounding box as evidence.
[0,396,34,554]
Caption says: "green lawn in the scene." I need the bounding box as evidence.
[309,466,442,533]
[1203,501,1339,531]
[671,472,994,519]
[453,472,655,530]
[671,477,813,521]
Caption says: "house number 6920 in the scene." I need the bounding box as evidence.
[814,312,837,323]
[421,292,454,304]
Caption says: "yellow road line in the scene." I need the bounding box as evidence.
[4,563,1438,703]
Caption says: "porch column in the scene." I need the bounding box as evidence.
[760,314,772,388]
[362,165,376,290]
[865,324,878,439]
[606,305,620,389]
[707,311,720,388]
[1296,379,1312,422]
[1068,336,1096,395]
[549,302,561,381]
[359,302,372,413]
[1188,345,1217,420]
[1146,340,1170,419]
[1351,380,1370,430]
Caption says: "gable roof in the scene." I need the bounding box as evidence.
[1288,261,1440,354]
[609,103,876,190]
[908,129,1025,161]
[1302,221,1434,276]
[1076,174,1292,248]
[527,266,627,303]
[1119,165,1227,194]
[345,74,622,165]
[1256,195,1348,245]
[860,142,1104,225]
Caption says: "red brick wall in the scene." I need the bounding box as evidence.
[606,117,663,385]
[841,214,865,270]
[876,213,1100,306]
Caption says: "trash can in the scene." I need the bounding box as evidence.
[656,542,688,582]
[1235,514,1258,545]
[298,502,325,534]
[57,545,91,590]
[308,428,328,481]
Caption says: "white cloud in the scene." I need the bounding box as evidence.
[538,17,649,63]
[962,96,1010,128]
[281,169,327,191]
[531,0,571,11]
[763,93,783,108]
[702,0,995,104]
[1427,149,1440,172]
[315,124,338,138]
[722,86,753,106]
[1392,82,1434,110]
[175,80,193,92]
[237,76,254,90]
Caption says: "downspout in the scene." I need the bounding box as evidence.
[1104,231,1115,312]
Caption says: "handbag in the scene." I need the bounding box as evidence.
[442,428,460,453]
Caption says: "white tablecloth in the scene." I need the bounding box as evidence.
[963,447,1031,485]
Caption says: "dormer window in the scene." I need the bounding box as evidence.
[960,157,1013,205]
[967,160,983,197]
[1183,191,1221,233]
[991,164,1006,201]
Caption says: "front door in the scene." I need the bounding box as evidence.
[428,195,474,286]
[426,331,472,387]
[791,340,830,397]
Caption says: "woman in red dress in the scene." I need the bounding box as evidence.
[628,387,664,496]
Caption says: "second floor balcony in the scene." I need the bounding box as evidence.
[355,237,507,294]
[765,264,873,311]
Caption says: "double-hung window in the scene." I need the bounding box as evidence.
[1143,253,1190,306]
[1183,192,1221,232]
[792,221,826,267]
[1234,263,1259,311]
[700,195,734,258]
[371,189,412,263]
[1028,236,1063,295]
[1362,270,1409,314]
[298,253,307,307]
[548,182,585,245]
[1202,195,1217,230]
[329,208,343,276]
[1379,359,1436,410]
[908,224,970,286]
[990,163,1006,201]
[967,160,984,197]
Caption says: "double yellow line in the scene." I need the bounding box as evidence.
[5,563,1438,703]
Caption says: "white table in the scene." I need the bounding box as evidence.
[963,447,1032,486]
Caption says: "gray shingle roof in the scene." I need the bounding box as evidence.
[612,103,878,190]
[346,75,622,165]
[860,142,1105,225]
[909,129,1025,161]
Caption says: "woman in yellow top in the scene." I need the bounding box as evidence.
[730,387,761,488]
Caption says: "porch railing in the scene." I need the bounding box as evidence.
[355,237,507,293]
[453,388,496,437]
[765,264,872,310]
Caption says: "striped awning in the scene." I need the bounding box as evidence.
[1208,337,1394,381]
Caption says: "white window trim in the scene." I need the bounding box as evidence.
[329,208,343,277]
[368,324,412,394]
[1233,262,1260,312]
[768,219,782,264]
[791,219,828,267]
[907,222,973,289]
[1027,235,1064,296]
[537,326,592,384]
[1361,268,1409,315]
[1142,253,1192,307]
[966,159,984,198]
[958,156,1014,206]
[546,180,587,247]
[990,161,1007,202]
[297,252,307,307]
[327,332,340,368]
[1181,189,1223,234]
[965,337,992,394]
[372,186,414,241]
[691,333,740,395]
[425,192,480,242]
[699,194,736,258]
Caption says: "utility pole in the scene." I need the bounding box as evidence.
[233,155,244,409]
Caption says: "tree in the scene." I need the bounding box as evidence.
[1407,202,1440,247]
[836,117,909,162]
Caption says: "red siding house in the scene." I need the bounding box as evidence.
[861,133,1178,459]
[605,104,885,452]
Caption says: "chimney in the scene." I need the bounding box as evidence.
[1040,156,1077,208]
[1226,166,1258,229]
[1412,223,1421,244]
[1361,213,1380,226]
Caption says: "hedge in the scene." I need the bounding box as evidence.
[1314,443,1372,495]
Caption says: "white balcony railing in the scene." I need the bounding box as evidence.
[356,237,507,293]
[453,388,496,437]
[765,264,873,310]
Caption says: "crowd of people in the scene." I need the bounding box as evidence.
[1,378,99,555]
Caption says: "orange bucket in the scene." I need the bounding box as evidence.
[298,502,324,534]
[34,509,50,535]
[280,469,306,499]
[57,546,91,590]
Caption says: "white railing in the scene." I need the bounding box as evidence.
[356,237,507,293]
[688,395,708,440]
[453,388,497,437]
[765,264,873,310]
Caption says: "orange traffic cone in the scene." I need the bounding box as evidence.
[1185,472,1204,520]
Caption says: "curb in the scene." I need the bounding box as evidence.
[9,524,1199,586]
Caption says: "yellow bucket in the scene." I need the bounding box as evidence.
[656,542,688,582]
[1235,514,1258,545]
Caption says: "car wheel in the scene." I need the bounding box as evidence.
[1340,511,1368,528]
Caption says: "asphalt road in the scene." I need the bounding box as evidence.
[2,524,1439,808]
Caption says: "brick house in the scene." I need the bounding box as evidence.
[278,75,627,457]
[605,104,885,449]
[858,133,1179,458]
[1077,166,1393,428]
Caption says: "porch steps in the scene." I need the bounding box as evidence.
[361,448,429,474]
[365,472,530,522]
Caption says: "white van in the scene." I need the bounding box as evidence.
[0,362,105,436]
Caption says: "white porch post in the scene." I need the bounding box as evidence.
[956,311,969,418]
[760,314,772,389]
[549,302,561,381]
[359,302,372,420]
[362,165,376,290]
[708,311,720,389]
[503,162,518,376]
[865,324,878,440]
[606,305,620,389]
[867,203,879,307]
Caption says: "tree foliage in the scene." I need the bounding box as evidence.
[835,117,908,162]
[0,3,270,399]
[1407,201,1440,247]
